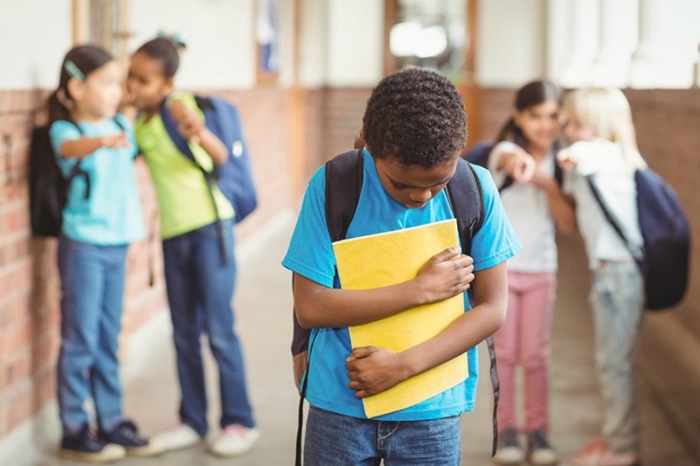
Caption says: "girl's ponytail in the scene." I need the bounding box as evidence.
[47,89,71,123]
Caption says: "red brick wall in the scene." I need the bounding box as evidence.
[292,87,372,184]
[0,86,294,439]
[321,88,370,163]
[474,87,515,144]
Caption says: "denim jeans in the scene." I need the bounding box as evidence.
[162,220,255,436]
[590,261,644,453]
[57,236,128,432]
[304,406,461,466]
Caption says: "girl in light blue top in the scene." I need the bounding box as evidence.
[47,45,160,463]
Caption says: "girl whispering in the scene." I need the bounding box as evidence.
[126,37,258,458]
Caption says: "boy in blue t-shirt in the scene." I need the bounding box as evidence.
[283,68,521,465]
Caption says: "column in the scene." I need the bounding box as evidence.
[556,0,600,88]
[590,0,638,87]
[629,0,696,88]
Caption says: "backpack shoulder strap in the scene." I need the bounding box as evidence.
[325,148,364,242]
[445,158,485,255]
[554,161,564,187]
[160,98,197,160]
[586,174,643,262]
[446,160,501,457]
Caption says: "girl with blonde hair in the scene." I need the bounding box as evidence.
[559,87,645,466]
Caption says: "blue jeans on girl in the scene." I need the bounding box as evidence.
[304,406,462,465]
[162,220,255,436]
[57,236,128,431]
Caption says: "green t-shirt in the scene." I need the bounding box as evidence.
[135,94,234,239]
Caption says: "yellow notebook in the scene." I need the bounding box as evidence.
[333,218,468,418]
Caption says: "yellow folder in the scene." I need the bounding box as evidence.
[332,218,468,418]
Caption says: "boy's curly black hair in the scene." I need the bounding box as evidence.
[362,67,467,168]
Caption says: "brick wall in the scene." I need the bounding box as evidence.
[0,86,294,440]
[292,87,372,184]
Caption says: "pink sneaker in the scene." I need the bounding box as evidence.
[572,439,639,466]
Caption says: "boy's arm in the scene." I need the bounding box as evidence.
[293,248,474,328]
[59,134,129,159]
[169,99,228,166]
[345,261,508,398]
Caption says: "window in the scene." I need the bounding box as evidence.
[387,0,468,82]
[72,0,129,61]
[256,0,282,85]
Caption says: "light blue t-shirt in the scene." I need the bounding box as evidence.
[49,114,145,245]
[282,153,521,421]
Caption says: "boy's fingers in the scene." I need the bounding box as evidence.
[452,255,474,270]
[431,247,461,264]
[347,346,373,362]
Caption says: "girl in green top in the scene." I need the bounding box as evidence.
[126,37,258,458]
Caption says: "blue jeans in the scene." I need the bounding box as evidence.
[305,406,461,466]
[162,220,255,436]
[590,261,644,453]
[57,236,128,432]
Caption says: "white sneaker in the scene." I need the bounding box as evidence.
[209,424,260,457]
[493,428,524,465]
[150,423,202,452]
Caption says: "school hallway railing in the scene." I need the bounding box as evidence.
[15,210,696,466]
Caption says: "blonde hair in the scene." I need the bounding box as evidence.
[564,87,646,168]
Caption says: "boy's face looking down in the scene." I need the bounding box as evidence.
[374,154,459,209]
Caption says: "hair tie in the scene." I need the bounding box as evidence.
[64,60,84,81]
[157,30,187,49]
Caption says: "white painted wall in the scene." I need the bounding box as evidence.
[298,0,329,87]
[326,0,384,87]
[129,0,255,89]
[476,0,546,88]
[0,0,72,90]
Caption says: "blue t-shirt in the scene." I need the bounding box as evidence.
[49,114,145,245]
[282,153,521,421]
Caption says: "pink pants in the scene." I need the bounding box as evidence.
[493,271,557,433]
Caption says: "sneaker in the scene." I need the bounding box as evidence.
[209,424,260,457]
[572,438,640,466]
[150,423,202,452]
[59,424,126,463]
[527,430,558,465]
[493,427,524,465]
[99,419,165,457]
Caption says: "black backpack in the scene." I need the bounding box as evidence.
[587,168,691,310]
[29,119,126,238]
[292,149,501,464]
[463,140,563,191]
[29,122,89,237]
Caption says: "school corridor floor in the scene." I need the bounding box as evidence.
[28,210,695,466]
